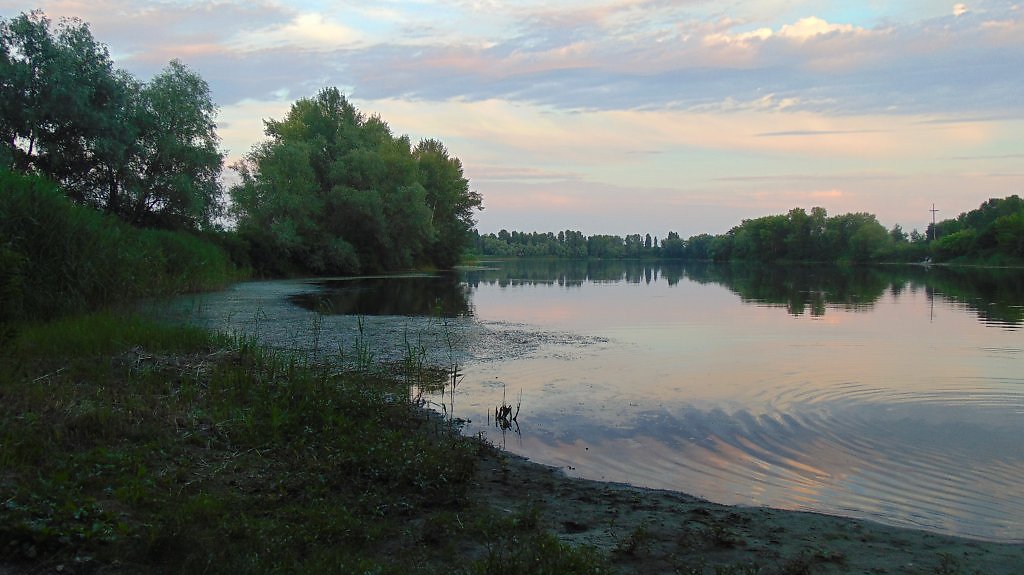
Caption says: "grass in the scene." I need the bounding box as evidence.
[0,170,247,325]
[0,312,614,573]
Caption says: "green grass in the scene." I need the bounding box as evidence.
[0,313,614,573]
[0,170,247,325]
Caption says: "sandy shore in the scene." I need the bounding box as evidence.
[475,449,1024,574]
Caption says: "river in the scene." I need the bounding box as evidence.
[156,260,1024,542]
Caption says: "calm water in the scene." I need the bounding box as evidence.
[159,261,1024,542]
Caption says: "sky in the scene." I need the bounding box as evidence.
[3,1,1023,237]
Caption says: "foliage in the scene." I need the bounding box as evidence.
[0,10,224,231]
[109,60,224,229]
[0,10,121,184]
[929,195,1024,263]
[0,313,613,573]
[472,198,1024,266]
[0,170,241,323]
[473,229,660,259]
[230,87,481,275]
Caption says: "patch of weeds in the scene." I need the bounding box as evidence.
[473,529,613,575]
[2,311,615,574]
[771,553,817,575]
[758,547,845,575]
[670,558,708,575]
[932,552,983,575]
[419,511,467,550]
[714,563,762,575]
[464,505,613,575]
[704,521,745,549]
[807,546,845,566]
[614,520,653,557]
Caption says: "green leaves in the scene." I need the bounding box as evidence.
[0,12,224,232]
[230,88,482,275]
[122,60,223,229]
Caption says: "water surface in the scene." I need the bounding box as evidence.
[159,261,1024,542]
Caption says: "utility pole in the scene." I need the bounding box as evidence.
[930,203,939,241]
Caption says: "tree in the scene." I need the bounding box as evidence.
[684,233,714,260]
[0,12,224,230]
[624,233,643,257]
[935,229,977,260]
[117,60,223,229]
[231,88,479,274]
[994,213,1024,258]
[0,11,124,196]
[661,231,685,258]
[824,212,887,262]
[413,138,482,268]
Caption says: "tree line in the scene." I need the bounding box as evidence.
[1,10,482,277]
[474,199,1024,265]
[5,9,1021,283]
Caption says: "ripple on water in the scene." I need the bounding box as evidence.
[513,392,1024,542]
[157,278,1024,543]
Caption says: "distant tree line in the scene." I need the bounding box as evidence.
[1,10,483,278]
[475,198,1024,265]
[473,230,660,259]
[928,196,1024,263]
[458,258,1024,325]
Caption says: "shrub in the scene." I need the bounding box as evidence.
[0,170,243,322]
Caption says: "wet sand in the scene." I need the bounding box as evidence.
[475,449,1024,574]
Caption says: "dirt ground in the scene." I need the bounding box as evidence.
[474,449,1024,574]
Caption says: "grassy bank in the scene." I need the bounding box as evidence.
[0,171,246,326]
[0,313,611,573]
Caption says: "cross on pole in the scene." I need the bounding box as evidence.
[930,203,939,240]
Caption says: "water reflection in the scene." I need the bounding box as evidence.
[462,261,1024,328]
[158,260,1024,541]
[288,273,473,318]
[283,262,1024,329]
[447,260,1024,541]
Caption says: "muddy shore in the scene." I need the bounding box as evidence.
[475,449,1024,574]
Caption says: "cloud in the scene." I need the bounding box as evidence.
[228,12,364,52]
[755,129,886,137]
[10,1,1023,119]
[778,16,858,40]
[5,0,1023,238]
[468,166,583,182]
[714,173,906,183]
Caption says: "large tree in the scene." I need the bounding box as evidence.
[413,138,481,269]
[0,11,224,230]
[115,60,224,229]
[230,88,481,274]
[0,11,124,196]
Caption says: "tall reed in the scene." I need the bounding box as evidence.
[0,170,245,324]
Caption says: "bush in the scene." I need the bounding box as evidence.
[0,170,243,322]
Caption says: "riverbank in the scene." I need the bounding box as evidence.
[477,450,1024,574]
[2,313,1021,574]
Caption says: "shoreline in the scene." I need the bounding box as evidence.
[474,448,1024,574]
[3,315,1022,573]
